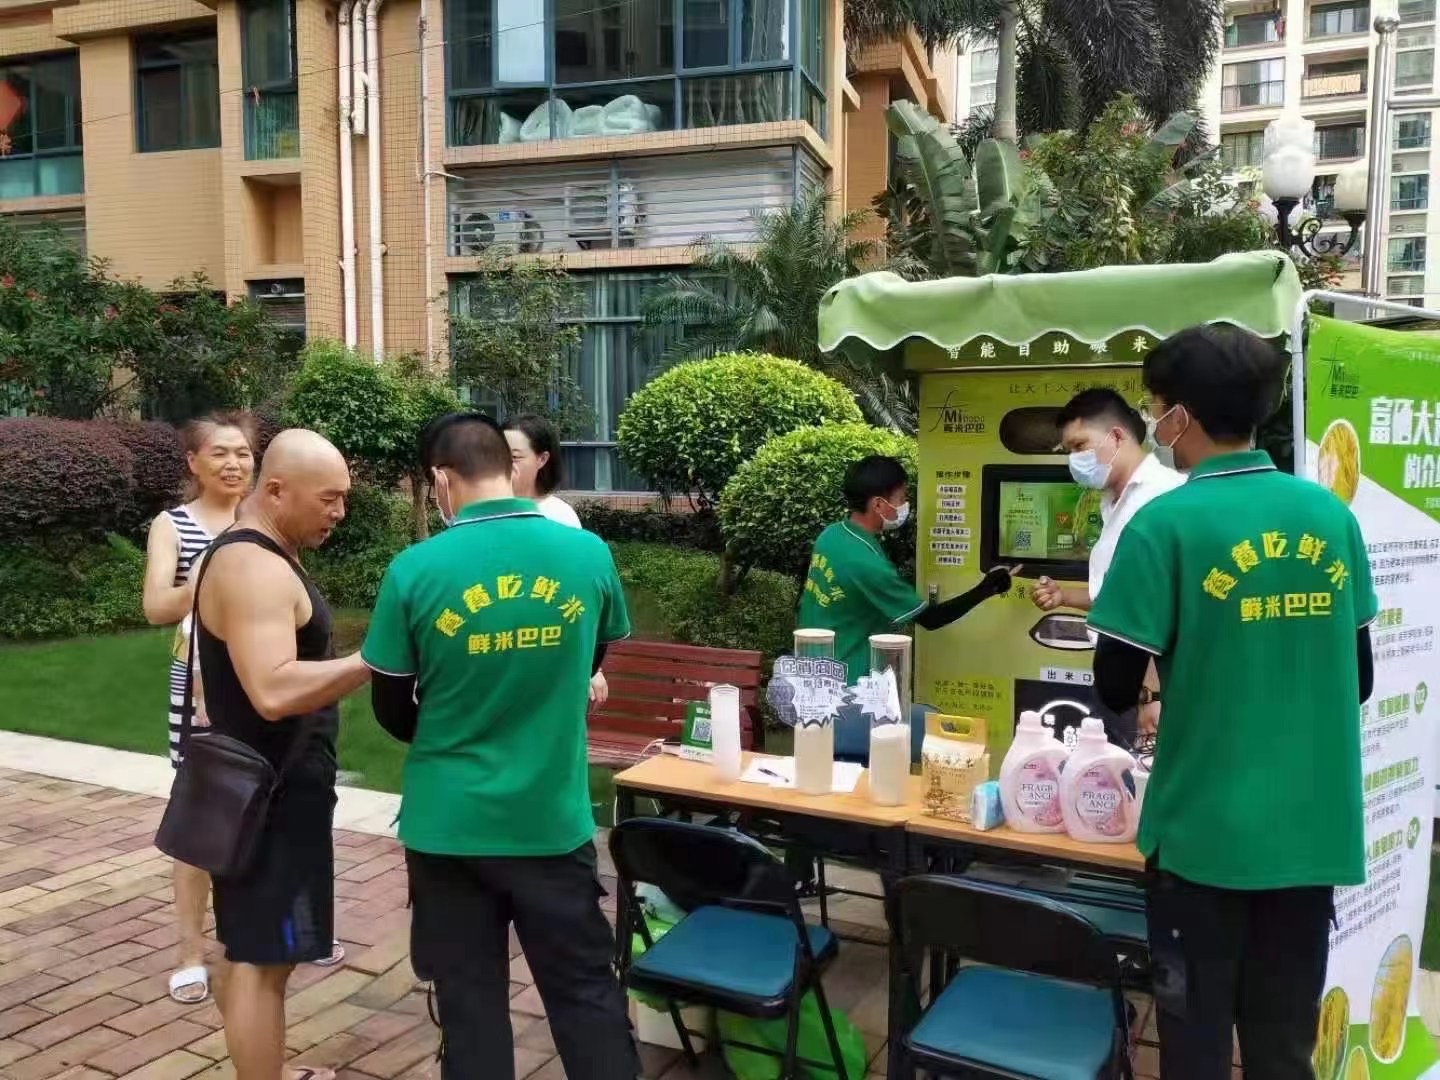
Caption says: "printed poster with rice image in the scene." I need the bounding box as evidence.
[1306,316,1440,1080]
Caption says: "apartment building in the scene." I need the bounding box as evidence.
[1203,0,1440,307]
[947,4,1440,308]
[0,0,955,489]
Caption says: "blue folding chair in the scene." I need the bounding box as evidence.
[895,874,1133,1080]
[610,817,849,1079]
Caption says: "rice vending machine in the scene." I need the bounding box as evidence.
[911,337,1153,765]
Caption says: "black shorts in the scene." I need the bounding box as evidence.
[212,756,337,966]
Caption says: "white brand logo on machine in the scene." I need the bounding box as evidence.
[766,656,847,728]
[926,388,986,436]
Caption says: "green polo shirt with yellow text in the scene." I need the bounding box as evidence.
[798,521,926,684]
[361,498,630,857]
[1089,451,1377,889]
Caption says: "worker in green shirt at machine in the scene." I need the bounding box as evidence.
[1091,325,1376,1080]
[798,454,1017,686]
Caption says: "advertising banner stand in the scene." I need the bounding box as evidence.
[818,260,1440,1077]
[1291,294,1440,1080]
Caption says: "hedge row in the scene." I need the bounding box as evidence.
[0,418,188,542]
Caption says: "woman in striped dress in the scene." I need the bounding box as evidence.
[143,413,256,1005]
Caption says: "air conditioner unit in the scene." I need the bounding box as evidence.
[451,209,544,256]
[563,181,642,248]
[250,278,305,301]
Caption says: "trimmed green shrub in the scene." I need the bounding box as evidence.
[0,419,135,542]
[609,542,797,667]
[575,503,725,552]
[616,353,862,506]
[0,535,146,639]
[103,421,186,535]
[719,423,917,578]
[303,483,411,609]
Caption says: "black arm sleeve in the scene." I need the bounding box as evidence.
[913,567,1012,631]
[593,641,609,677]
[371,672,420,744]
[1093,635,1152,715]
[1358,625,1374,704]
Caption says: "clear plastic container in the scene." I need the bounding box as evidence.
[709,684,741,782]
[866,634,912,806]
[791,628,835,795]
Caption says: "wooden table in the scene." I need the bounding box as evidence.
[905,813,1147,876]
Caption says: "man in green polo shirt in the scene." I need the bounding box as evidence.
[799,454,1015,683]
[1090,326,1376,1080]
[361,413,638,1080]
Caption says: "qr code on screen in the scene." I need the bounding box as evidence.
[692,718,713,743]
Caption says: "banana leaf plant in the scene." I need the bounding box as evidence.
[878,99,1045,279]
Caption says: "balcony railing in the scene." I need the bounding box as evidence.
[1400,0,1436,21]
[1226,14,1284,47]
[1316,128,1365,159]
[1393,193,1430,211]
[1388,275,1426,295]
[1303,71,1367,98]
[1222,80,1285,109]
[1307,4,1370,38]
[446,145,824,257]
[245,89,299,160]
[1389,256,1427,272]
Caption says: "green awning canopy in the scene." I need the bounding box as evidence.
[818,251,1304,371]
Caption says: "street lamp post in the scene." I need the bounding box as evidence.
[1260,112,1369,259]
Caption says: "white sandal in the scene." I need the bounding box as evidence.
[168,965,210,1004]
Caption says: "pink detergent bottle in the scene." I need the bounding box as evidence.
[1058,718,1138,844]
[998,711,1068,833]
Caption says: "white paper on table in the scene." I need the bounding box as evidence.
[740,756,863,794]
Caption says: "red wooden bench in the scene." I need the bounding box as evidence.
[587,640,763,767]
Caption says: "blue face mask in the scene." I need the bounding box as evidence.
[1068,435,1118,490]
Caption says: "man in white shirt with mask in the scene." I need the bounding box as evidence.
[1031,388,1183,732]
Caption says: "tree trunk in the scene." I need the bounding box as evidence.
[993,2,1019,143]
[409,472,431,540]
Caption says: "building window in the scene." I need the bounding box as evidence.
[1387,275,1426,295]
[135,32,220,152]
[0,54,84,201]
[1397,26,1436,48]
[1304,57,1367,98]
[1227,10,1284,47]
[1400,0,1436,22]
[1222,59,1284,110]
[1392,173,1430,210]
[1314,122,1364,161]
[968,41,997,113]
[1221,130,1265,169]
[241,0,299,159]
[1309,174,1340,220]
[451,269,717,491]
[1395,113,1432,149]
[1388,237,1427,272]
[446,0,824,146]
[1308,1,1369,38]
[1395,49,1435,90]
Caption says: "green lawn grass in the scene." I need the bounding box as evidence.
[0,616,619,821]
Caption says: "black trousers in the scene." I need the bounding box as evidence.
[1147,869,1334,1080]
[407,844,640,1080]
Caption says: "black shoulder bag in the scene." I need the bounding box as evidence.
[154,538,314,880]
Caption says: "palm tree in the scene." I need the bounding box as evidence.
[844,0,1225,140]
[643,191,919,431]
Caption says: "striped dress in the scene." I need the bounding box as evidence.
[166,506,213,767]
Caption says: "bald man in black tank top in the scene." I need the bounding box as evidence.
[195,430,370,1080]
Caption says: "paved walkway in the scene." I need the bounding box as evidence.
[0,763,914,1080]
[0,732,1343,1079]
